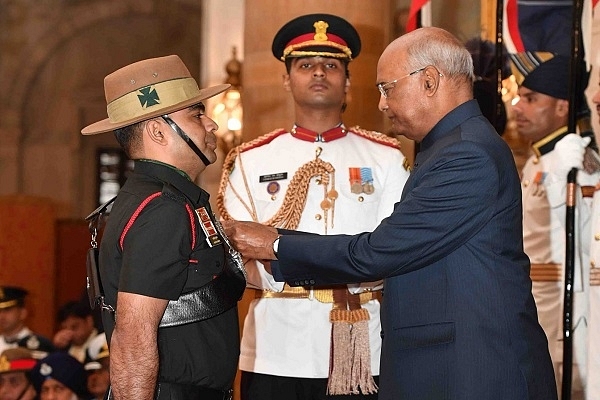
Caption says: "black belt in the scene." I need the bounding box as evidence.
[105,383,233,400]
[156,382,232,400]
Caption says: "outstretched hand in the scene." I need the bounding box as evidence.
[222,220,279,261]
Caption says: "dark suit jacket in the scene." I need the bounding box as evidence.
[272,100,557,400]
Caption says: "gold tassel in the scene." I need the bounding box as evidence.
[350,309,378,394]
[327,309,353,395]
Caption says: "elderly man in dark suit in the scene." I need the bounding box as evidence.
[224,27,556,400]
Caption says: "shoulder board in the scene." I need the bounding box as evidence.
[161,182,187,204]
[219,128,287,184]
[237,128,288,153]
[348,126,402,150]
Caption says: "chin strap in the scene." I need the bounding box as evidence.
[16,383,33,400]
[162,114,212,166]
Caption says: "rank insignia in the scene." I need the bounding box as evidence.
[26,336,40,350]
[195,207,222,247]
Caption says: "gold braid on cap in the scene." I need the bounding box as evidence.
[217,130,337,232]
[281,20,352,61]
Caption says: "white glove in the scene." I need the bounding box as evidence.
[549,133,592,178]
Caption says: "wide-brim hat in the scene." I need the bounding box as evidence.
[81,55,230,135]
[509,51,569,100]
[272,13,361,62]
[0,348,37,374]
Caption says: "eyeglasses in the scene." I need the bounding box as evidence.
[376,66,443,98]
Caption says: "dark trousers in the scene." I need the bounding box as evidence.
[241,371,379,400]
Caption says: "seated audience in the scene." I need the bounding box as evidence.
[52,302,97,363]
[30,352,90,400]
[0,286,55,357]
[83,334,109,400]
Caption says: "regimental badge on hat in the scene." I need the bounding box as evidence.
[39,362,52,377]
[272,14,361,62]
[0,286,27,309]
[509,51,570,100]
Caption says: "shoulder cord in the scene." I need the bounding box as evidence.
[119,192,196,252]
[218,146,337,233]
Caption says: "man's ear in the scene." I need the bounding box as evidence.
[344,78,351,93]
[145,119,167,146]
[424,74,437,93]
[283,74,291,92]
[19,307,28,322]
[556,99,569,117]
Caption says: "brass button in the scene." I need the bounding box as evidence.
[533,158,539,164]
[315,214,322,220]
[271,195,277,201]
[595,233,600,241]
[358,196,364,202]
[522,180,530,187]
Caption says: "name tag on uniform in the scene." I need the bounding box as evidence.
[259,172,287,182]
[195,207,221,247]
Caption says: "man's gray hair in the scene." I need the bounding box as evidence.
[405,32,475,82]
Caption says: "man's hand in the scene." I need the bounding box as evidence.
[52,328,74,349]
[222,220,279,260]
[551,133,592,177]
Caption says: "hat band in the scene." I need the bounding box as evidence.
[107,77,201,124]
[282,40,352,61]
[0,358,37,372]
[0,300,18,309]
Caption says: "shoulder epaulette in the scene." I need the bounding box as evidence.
[348,126,402,150]
[220,128,287,182]
[161,182,187,204]
[236,128,288,153]
[217,128,287,220]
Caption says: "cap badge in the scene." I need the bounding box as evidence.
[40,363,53,376]
[0,356,9,372]
[313,21,329,42]
[137,86,160,108]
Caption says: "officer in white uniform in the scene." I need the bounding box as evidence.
[218,13,410,400]
[512,51,600,400]
[0,286,54,358]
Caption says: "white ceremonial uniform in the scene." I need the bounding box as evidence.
[521,129,600,399]
[220,126,410,379]
[68,328,98,363]
[0,327,33,354]
[586,189,600,399]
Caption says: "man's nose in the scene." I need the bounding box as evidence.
[313,65,326,77]
[378,95,388,112]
